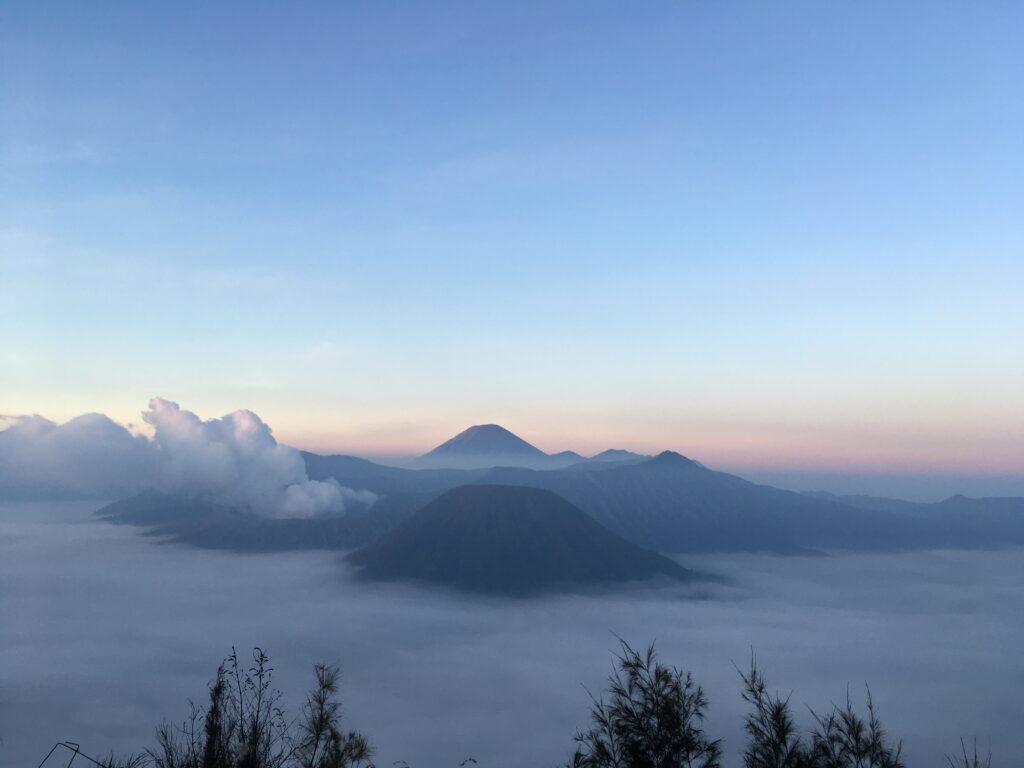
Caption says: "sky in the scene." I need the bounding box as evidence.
[2,2,1023,479]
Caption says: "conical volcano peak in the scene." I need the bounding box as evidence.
[346,484,694,594]
[648,450,699,468]
[427,424,544,455]
[418,424,548,469]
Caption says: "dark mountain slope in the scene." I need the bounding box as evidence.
[802,491,922,514]
[347,485,694,594]
[302,452,490,524]
[806,491,1024,548]
[302,452,484,494]
[918,495,1024,547]
[476,452,1022,553]
[101,454,1024,557]
[305,450,1024,554]
[95,491,404,551]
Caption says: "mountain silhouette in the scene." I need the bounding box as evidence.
[804,491,1024,548]
[426,424,544,457]
[476,452,879,552]
[347,484,693,594]
[95,490,396,551]
[416,424,651,470]
[550,450,585,463]
[475,452,1024,553]
[417,424,550,469]
[416,424,586,469]
[98,450,1024,559]
[306,450,1024,553]
[587,449,650,464]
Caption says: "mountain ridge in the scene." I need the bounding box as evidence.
[96,448,1024,558]
[416,424,654,470]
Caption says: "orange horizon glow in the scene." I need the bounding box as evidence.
[277,422,1024,476]
[5,397,1022,477]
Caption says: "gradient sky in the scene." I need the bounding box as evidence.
[2,2,1022,478]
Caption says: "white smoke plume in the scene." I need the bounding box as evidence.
[0,398,374,518]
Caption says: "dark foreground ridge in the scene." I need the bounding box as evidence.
[347,484,693,594]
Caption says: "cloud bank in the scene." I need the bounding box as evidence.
[0,398,372,518]
[0,412,156,499]
[2,504,1022,768]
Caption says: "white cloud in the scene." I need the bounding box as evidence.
[0,398,372,518]
[0,412,156,499]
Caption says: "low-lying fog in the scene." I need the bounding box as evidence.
[2,501,1021,768]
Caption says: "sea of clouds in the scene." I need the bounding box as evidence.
[1,500,1022,768]
[0,398,372,517]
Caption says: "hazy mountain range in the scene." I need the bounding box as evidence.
[413,423,649,469]
[96,423,1024,594]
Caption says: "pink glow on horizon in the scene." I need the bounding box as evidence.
[9,399,1020,477]
[277,421,1024,476]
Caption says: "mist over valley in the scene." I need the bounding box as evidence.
[3,499,1023,768]
[3,404,1024,766]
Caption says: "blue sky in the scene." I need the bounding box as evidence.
[2,2,1022,478]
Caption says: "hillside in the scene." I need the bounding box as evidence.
[806,491,1024,548]
[477,452,1024,553]
[474,452,866,552]
[98,453,1024,557]
[304,450,1024,554]
[95,491,402,551]
[347,484,694,594]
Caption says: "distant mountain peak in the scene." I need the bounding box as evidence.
[460,423,503,434]
[550,450,584,460]
[648,450,698,467]
[415,424,551,469]
[423,424,545,458]
[588,448,649,463]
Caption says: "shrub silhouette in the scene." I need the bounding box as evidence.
[148,648,370,768]
[292,665,371,768]
[740,656,904,768]
[569,643,910,768]
[72,643,988,768]
[945,739,992,768]
[570,639,722,768]
[740,659,806,768]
